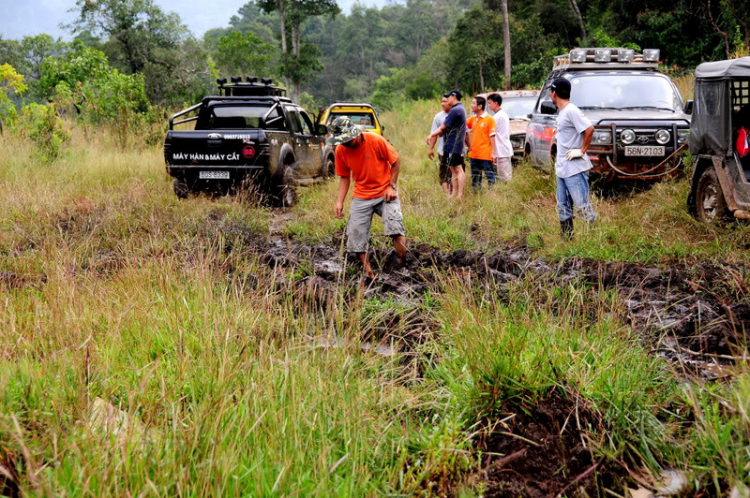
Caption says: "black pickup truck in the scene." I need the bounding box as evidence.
[164,78,335,205]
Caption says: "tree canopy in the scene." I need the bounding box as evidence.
[2,0,750,110]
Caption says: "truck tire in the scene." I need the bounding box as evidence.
[173,178,189,199]
[695,166,729,223]
[280,165,298,207]
[325,155,335,178]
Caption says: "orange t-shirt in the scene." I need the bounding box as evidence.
[467,113,496,160]
[335,133,399,199]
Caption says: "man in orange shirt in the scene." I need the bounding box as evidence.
[466,96,496,191]
[330,117,406,279]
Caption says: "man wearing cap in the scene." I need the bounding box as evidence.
[330,117,407,279]
[425,89,467,200]
[550,77,596,239]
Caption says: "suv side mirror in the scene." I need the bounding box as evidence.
[684,100,694,115]
[540,101,557,115]
[315,123,329,136]
[527,113,533,119]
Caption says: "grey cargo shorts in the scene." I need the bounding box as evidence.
[347,195,405,253]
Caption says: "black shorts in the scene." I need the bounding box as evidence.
[442,153,465,168]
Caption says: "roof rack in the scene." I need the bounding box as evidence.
[216,76,287,97]
[553,48,660,71]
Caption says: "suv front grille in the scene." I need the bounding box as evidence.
[616,130,660,146]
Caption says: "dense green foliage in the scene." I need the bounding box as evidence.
[2,0,750,111]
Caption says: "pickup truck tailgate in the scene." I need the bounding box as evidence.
[165,129,269,169]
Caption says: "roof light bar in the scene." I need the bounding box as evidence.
[261,78,273,85]
[216,78,228,85]
[231,76,242,84]
[246,76,258,84]
[643,49,660,62]
[594,48,611,62]
[570,49,587,63]
[617,49,634,62]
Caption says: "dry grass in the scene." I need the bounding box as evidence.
[1,103,749,495]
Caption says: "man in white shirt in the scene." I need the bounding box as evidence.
[487,93,513,182]
[428,96,453,195]
[549,77,596,240]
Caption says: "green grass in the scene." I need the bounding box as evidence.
[1,104,749,495]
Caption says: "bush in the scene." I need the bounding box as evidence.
[43,44,156,148]
[0,63,27,134]
[18,102,70,163]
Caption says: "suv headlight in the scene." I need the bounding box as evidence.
[677,129,690,144]
[620,129,636,145]
[655,129,671,145]
[593,130,612,144]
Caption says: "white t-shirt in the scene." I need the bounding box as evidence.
[555,102,593,178]
[431,111,447,154]
[492,108,513,159]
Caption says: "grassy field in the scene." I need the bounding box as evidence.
[1,100,750,496]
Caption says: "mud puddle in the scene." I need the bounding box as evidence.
[205,212,750,376]
[477,392,624,497]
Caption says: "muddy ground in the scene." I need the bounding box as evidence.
[3,208,748,496]
[219,212,750,377]
[478,391,616,497]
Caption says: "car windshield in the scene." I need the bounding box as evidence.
[330,112,376,129]
[500,98,536,119]
[206,105,276,129]
[571,74,681,111]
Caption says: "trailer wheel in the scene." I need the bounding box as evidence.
[173,178,189,199]
[695,166,729,223]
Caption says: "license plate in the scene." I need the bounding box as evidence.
[624,146,665,157]
[199,171,230,180]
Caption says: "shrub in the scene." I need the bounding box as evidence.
[18,102,70,163]
[42,43,156,148]
[0,63,28,134]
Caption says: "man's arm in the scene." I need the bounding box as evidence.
[427,135,438,159]
[335,176,350,218]
[390,158,401,185]
[580,126,594,153]
[565,125,595,160]
[384,158,401,202]
[426,124,446,144]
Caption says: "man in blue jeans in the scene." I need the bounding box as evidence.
[550,78,596,239]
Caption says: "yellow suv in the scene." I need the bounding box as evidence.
[317,102,384,136]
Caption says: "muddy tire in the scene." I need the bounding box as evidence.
[279,165,298,207]
[325,156,335,178]
[695,166,729,223]
[173,178,189,199]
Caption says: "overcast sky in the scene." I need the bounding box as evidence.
[0,0,388,40]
